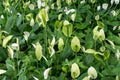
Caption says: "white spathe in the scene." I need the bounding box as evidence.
[23,31,30,41]
[29,4,34,10]
[71,63,80,79]
[44,68,51,79]
[97,5,101,11]
[37,0,42,9]
[88,66,97,79]
[115,49,120,60]
[0,69,7,75]
[102,3,108,10]
[115,0,119,4]
[30,18,34,26]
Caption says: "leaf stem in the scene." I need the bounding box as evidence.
[44,26,47,54]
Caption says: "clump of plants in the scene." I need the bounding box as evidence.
[0,0,120,80]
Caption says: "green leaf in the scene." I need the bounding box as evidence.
[103,50,110,60]
[107,31,120,45]
[94,52,104,61]
[0,46,7,61]
[16,14,23,27]
[112,68,120,75]
[6,58,15,73]
[91,0,96,3]
[5,16,16,33]
[106,21,120,26]
[62,65,69,73]
[61,40,72,59]
[18,73,27,80]
[58,73,66,80]
[75,14,82,22]
[75,23,88,30]
[23,1,30,9]
[84,54,94,65]
[0,2,3,12]
[79,62,88,69]
[85,41,93,49]
[54,20,63,30]
[97,21,104,28]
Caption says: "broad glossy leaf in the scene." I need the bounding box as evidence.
[5,16,16,33]
[97,21,104,28]
[84,54,94,65]
[85,41,93,49]
[6,58,15,72]
[0,46,7,61]
[106,21,120,26]
[54,21,63,29]
[18,73,27,80]
[103,50,110,60]
[62,65,69,73]
[112,68,120,75]
[16,14,23,27]
[75,23,88,30]
[94,52,104,61]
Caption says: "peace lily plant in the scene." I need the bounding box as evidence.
[0,0,120,80]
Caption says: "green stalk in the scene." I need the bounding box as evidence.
[37,60,38,69]
[94,40,96,50]
[17,51,19,74]
[44,26,47,54]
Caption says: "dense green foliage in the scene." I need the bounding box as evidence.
[0,0,120,80]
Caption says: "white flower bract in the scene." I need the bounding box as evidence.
[30,18,34,26]
[29,4,34,10]
[102,3,108,10]
[97,5,101,11]
[44,68,51,79]
[115,0,119,4]
[115,49,120,60]
[88,66,97,79]
[71,63,80,79]
[111,0,115,5]
[7,46,14,59]
[23,31,30,41]
[0,69,7,75]
[37,0,42,9]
